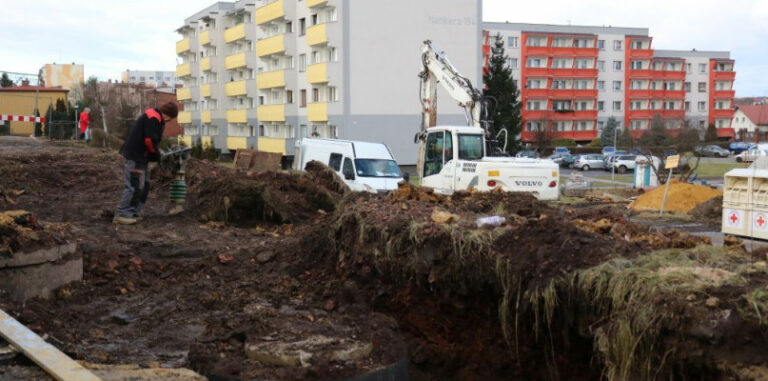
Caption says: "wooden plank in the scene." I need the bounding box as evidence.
[0,308,101,381]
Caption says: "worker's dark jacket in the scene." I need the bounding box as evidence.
[120,109,165,165]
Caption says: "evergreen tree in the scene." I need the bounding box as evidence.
[640,114,672,147]
[600,117,619,146]
[483,33,521,155]
[0,73,13,87]
[617,127,633,148]
[705,123,719,142]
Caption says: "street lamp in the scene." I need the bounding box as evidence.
[74,104,79,141]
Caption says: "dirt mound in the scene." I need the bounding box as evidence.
[0,186,24,210]
[630,181,722,212]
[303,160,350,196]
[0,210,68,257]
[690,195,723,221]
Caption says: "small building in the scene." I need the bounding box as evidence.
[122,70,179,88]
[733,105,768,141]
[0,85,69,136]
[40,63,84,101]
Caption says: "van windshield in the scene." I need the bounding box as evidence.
[354,159,401,178]
[458,134,484,160]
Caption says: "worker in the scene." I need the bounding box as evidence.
[79,107,90,141]
[113,102,178,225]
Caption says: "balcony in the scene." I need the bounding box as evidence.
[256,0,285,25]
[226,109,248,123]
[176,38,191,54]
[258,137,286,154]
[548,46,599,56]
[717,128,735,138]
[176,63,192,77]
[224,24,246,43]
[202,110,212,124]
[524,88,549,98]
[550,110,598,120]
[307,63,328,84]
[520,129,597,143]
[550,88,598,98]
[200,30,211,45]
[257,104,286,122]
[662,90,686,99]
[628,89,652,98]
[225,80,248,96]
[178,111,192,124]
[628,69,653,78]
[713,71,736,81]
[201,84,211,98]
[225,52,248,70]
[524,110,551,119]
[200,57,212,72]
[307,23,328,46]
[550,68,598,78]
[525,46,549,55]
[713,89,736,99]
[627,109,656,118]
[308,102,328,122]
[660,109,686,119]
[307,0,327,7]
[629,49,654,58]
[526,67,549,77]
[227,137,248,150]
[256,34,285,57]
[256,70,286,89]
[712,109,735,118]
[177,87,192,101]
[652,70,686,80]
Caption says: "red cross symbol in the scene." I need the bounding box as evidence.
[730,213,739,224]
[758,215,766,227]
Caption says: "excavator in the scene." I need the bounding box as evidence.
[415,40,560,200]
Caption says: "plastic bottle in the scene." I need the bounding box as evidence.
[475,216,506,228]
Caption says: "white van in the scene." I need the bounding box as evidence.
[293,138,404,193]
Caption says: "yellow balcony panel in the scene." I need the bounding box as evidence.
[202,136,213,147]
[257,70,286,89]
[200,30,211,45]
[179,135,193,146]
[200,57,211,72]
[227,109,248,123]
[256,0,285,25]
[225,52,248,70]
[308,102,328,122]
[307,63,328,84]
[256,34,285,57]
[224,23,246,43]
[178,111,192,124]
[306,0,327,7]
[225,80,248,97]
[176,87,192,101]
[202,110,212,124]
[176,38,191,54]
[259,137,286,155]
[307,23,328,46]
[176,63,191,77]
[227,137,248,150]
[201,84,211,98]
[257,104,286,122]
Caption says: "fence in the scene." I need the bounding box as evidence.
[46,121,77,140]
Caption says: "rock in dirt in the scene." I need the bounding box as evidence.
[245,335,373,368]
[257,250,276,263]
[706,297,721,308]
[430,208,459,224]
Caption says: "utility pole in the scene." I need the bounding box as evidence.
[612,123,618,186]
[33,68,43,127]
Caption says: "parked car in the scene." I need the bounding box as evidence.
[735,148,768,163]
[729,142,756,155]
[554,146,570,155]
[561,154,578,168]
[602,151,628,171]
[663,149,678,158]
[573,154,605,171]
[515,150,539,159]
[694,145,730,157]
[613,155,638,173]
[547,153,569,164]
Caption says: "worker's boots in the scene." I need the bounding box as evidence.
[113,214,138,225]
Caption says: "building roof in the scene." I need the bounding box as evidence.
[0,86,69,93]
[738,105,768,125]
[483,22,649,36]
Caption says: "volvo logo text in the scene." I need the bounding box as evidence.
[515,181,543,187]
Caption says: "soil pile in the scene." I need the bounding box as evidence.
[630,181,722,212]
[0,210,68,257]
[690,195,724,221]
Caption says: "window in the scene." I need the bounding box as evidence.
[300,89,307,107]
[287,90,293,104]
[526,58,542,68]
[597,81,605,91]
[311,14,318,26]
[613,40,622,51]
[526,121,543,131]
[598,40,605,50]
[526,100,542,110]
[458,134,484,160]
[597,60,605,71]
[507,36,518,48]
[698,101,706,111]
[328,153,343,171]
[311,50,320,64]
[552,58,568,69]
[328,87,338,102]
[299,18,306,36]
[699,63,707,73]
[613,101,622,111]
[613,81,622,91]
[684,101,690,111]
[698,82,707,92]
[597,101,604,111]
[424,132,445,177]
[684,82,691,92]
[526,79,543,89]
[329,47,337,62]
[526,36,546,47]
[552,80,567,89]
[631,60,643,70]
[686,63,692,73]
[508,58,518,68]
[552,100,571,110]
[632,40,643,49]
[299,54,307,72]
[613,60,622,71]
[312,88,319,102]
[444,132,453,162]
[574,59,589,69]
[598,121,605,130]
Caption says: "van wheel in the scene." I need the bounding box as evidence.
[736,157,743,163]
[581,165,590,171]
[618,165,627,174]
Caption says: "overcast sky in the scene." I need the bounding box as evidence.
[1,0,766,96]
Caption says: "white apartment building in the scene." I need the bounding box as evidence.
[176,0,482,165]
[121,70,179,88]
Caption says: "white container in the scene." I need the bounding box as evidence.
[634,163,659,188]
[722,204,749,236]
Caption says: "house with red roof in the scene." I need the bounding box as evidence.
[733,104,768,141]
